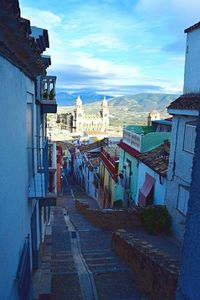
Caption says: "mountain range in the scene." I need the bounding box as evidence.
[57,92,179,126]
[56,90,112,106]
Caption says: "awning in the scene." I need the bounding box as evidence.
[138,173,154,206]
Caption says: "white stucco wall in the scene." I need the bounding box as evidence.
[84,168,98,201]
[136,162,167,206]
[166,115,196,241]
[0,56,37,299]
[184,28,200,94]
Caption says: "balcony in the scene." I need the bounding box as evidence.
[38,76,57,113]
[123,129,142,151]
[28,139,56,206]
[122,125,171,153]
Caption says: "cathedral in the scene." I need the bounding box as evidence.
[73,96,109,134]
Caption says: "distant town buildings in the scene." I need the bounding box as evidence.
[147,110,161,126]
[47,96,110,142]
[74,96,109,134]
[55,96,109,135]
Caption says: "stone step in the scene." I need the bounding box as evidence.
[86,261,127,269]
[83,249,114,255]
[84,256,120,262]
[90,265,129,273]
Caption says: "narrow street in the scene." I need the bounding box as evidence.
[42,177,148,300]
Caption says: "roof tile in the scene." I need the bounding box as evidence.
[168,94,200,110]
[138,142,170,177]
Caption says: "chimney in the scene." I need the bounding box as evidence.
[147,112,151,126]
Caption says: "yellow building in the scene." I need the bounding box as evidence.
[99,146,120,208]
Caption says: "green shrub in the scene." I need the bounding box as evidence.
[113,199,123,209]
[141,205,171,234]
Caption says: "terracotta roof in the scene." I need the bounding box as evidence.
[66,143,75,155]
[0,0,50,79]
[100,149,118,180]
[168,94,200,110]
[137,142,170,177]
[86,157,99,169]
[78,138,108,153]
[117,141,140,158]
[185,21,200,33]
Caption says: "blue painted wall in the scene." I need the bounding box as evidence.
[177,111,200,299]
[0,56,34,299]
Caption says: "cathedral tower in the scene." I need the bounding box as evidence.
[75,95,84,132]
[101,97,109,131]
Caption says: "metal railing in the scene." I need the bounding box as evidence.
[123,129,141,152]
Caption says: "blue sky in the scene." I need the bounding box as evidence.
[20,0,200,96]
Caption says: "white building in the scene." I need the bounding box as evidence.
[136,142,170,206]
[74,96,109,134]
[165,21,200,241]
[0,3,57,299]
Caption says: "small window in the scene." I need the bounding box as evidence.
[177,186,190,215]
[183,122,196,153]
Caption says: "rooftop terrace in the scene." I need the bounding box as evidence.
[125,125,157,135]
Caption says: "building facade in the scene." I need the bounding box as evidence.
[99,146,121,208]
[74,96,109,134]
[0,2,57,299]
[117,125,171,207]
[177,93,200,300]
[136,142,170,206]
[165,21,200,242]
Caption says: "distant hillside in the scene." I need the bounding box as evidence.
[57,93,179,126]
[108,93,178,112]
[56,90,112,106]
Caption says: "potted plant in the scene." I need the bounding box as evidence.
[42,88,48,100]
[49,89,55,100]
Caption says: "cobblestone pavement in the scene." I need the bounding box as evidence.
[54,177,148,300]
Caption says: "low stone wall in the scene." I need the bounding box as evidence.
[112,230,179,300]
[75,200,141,230]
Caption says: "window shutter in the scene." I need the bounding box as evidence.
[177,186,190,215]
[184,124,196,153]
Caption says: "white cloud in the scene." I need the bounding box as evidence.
[67,33,127,51]
[135,0,200,29]
[21,7,62,30]
[20,3,184,96]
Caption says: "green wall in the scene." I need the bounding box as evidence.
[118,132,171,205]
[141,132,171,152]
[117,148,138,203]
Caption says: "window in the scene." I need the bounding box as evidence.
[177,185,190,215]
[183,122,197,153]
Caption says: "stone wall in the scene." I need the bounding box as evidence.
[75,200,141,230]
[112,230,179,300]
